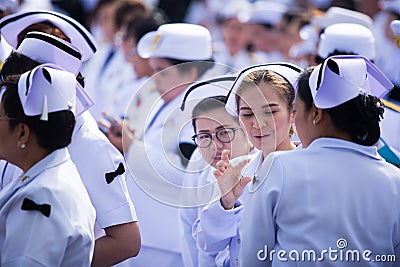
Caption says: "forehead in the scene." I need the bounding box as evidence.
[149,57,173,69]
[195,108,237,127]
[238,82,286,107]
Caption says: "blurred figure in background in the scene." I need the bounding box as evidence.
[83,0,149,122]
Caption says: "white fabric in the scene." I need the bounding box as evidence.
[83,43,136,122]
[180,149,229,267]
[0,112,136,239]
[0,148,95,266]
[69,111,137,238]
[18,64,77,117]
[137,23,212,60]
[240,138,400,267]
[0,9,97,61]
[317,23,375,60]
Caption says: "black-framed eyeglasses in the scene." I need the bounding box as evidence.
[192,127,239,148]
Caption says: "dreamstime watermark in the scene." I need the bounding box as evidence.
[257,238,396,263]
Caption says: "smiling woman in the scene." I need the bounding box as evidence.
[192,63,303,267]
[235,69,296,157]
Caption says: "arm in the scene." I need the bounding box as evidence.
[91,222,141,267]
[192,199,244,253]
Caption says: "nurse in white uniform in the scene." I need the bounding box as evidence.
[105,23,215,267]
[240,55,400,266]
[193,63,303,267]
[0,64,95,266]
[0,12,141,265]
[179,85,255,267]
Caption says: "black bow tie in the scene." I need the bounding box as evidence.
[105,162,125,184]
[21,198,51,217]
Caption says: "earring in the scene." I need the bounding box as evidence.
[312,119,316,126]
[20,143,26,149]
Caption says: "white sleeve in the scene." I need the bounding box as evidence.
[69,127,137,231]
[239,154,284,267]
[193,198,244,253]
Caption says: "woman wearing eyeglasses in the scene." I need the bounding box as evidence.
[193,63,303,267]
[240,56,400,267]
[180,95,254,267]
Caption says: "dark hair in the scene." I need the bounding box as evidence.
[123,15,161,44]
[0,51,85,88]
[296,66,384,146]
[192,95,238,132]
[1,75,75,151]
[165,58,215,79]
[114,0,150,30]
[236,70,295,112]
[17,21,70,46]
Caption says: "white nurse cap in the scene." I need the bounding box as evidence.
[312,6,373,30]
[17,31,94,115]
[216,0,251,21]
[317,23,376,60]
[391,20,400,47]
[180,75,237,111]
[225,63,303,116]
[18,64,77,121]
[239,1,287,25]
[380,0,400,15]
[137,23,213,61]
[309,55,393,109]
[0,10,97,61]
[18,31,82,75]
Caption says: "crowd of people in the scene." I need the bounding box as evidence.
[0,0,398,266]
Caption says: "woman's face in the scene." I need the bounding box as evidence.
[249,24,281,53]
[293,93,314,148]
[220,18,250,55]
[194,107,249,168]
[123,36,152,78]
[149,58,195,98]
[238,82,293,157]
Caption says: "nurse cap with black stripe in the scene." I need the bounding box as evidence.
[0,10,97,61]
[17,31,94,115]
[225,63,303,116]
[18,64,77,121]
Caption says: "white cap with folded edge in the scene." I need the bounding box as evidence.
[239,1,287,25]
[137,23,213,61]
[317,23,376,60]
[18,63,77,121]
[225,63,303,116]
[16,31,94,115]
[309,55,393,109]
[0,10,97,61]
[312,6,373,30]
